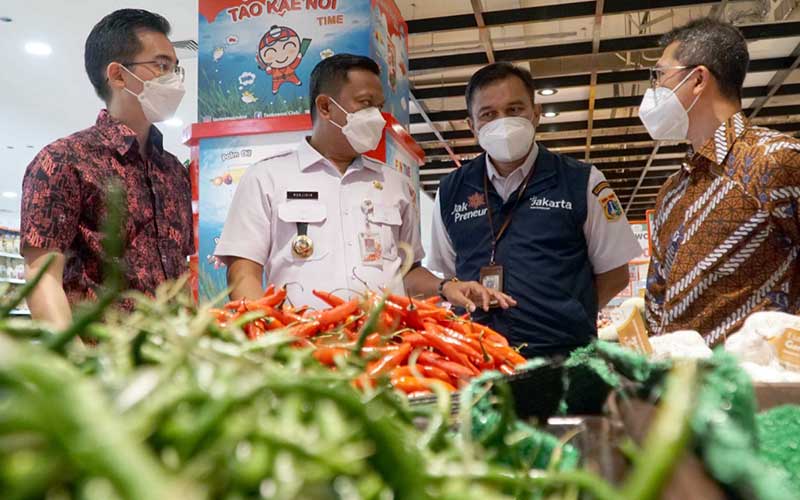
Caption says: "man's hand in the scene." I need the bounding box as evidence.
[441,280,516,312]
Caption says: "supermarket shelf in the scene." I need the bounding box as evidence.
[0,251,23,260]
[9,310,30,316]
[0,278,25,285]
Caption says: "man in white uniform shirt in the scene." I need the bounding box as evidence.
[215,54,513,310]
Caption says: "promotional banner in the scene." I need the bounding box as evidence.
[198,0,410,125]
[199,0,371,121]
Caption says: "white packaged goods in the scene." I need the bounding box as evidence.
[650,330,713,360]
[724,311,800,383]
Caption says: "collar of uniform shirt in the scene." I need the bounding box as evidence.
[485,141,539,181]
[298,137,382,174]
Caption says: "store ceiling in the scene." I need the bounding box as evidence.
[1,1,800,223]
[397,0,800,220]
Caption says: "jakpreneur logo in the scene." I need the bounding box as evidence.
[452,192,488,222]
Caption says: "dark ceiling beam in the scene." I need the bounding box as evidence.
[407,0,717,34]
[409,20,800,71]
[411,56,795,100]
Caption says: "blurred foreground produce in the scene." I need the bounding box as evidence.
[1,189,798,499]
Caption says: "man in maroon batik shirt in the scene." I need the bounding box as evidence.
[21,9,193,329]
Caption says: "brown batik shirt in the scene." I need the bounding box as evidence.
[21,110,194,306]
[646,111,800,347]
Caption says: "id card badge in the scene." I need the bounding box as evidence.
[358,231,383,267]
[479,265,504,307]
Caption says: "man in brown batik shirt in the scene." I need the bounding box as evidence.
[643,18,800,346]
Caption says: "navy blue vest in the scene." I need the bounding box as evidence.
[438,147,597,357]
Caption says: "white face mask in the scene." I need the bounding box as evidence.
[122,65,186,124]
[328,98,386,154]
[639,68,701,141]
[477,116,536,163]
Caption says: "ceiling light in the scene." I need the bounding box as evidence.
[538,88,558,96]
[162,117,184,127]
[1,192,18,199]
[25,41,52,56]
[542,111,559,118]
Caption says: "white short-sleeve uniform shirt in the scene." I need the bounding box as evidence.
[215,138,424,308]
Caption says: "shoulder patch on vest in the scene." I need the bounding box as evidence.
[600,193,623,221]
[591,180,611,197]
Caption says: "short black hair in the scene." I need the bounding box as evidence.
[659,17,749,101]
[309,54,380,122]
[465,62,536,119]
[85,9,171,102]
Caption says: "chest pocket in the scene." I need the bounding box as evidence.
[277,201,330,262]
[367,203,402,260]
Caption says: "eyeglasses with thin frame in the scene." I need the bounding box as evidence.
[649,65,697,90]
[122,60,185,82]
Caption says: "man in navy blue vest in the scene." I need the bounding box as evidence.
[429,63,641,358]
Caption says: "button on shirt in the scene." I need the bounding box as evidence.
[428,143,641,278]
[646,111,800,346]
[214,138,424,309]
[20,110,194,307]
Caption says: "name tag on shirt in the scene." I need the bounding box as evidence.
[286,191,319,200]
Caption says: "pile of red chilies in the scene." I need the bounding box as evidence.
[210,285,527,396]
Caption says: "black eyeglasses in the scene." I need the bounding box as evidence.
[649,65,698,90]
[122,60,185,82]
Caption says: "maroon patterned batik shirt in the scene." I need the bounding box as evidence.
[21,110,194,306]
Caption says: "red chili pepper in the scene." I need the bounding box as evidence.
[313,347,350,366]
[288,321,320,339]
[418,351,477,380]
[438,325,483,353]
[398,332,427,348]
[421,323,479,375]
[391,365,452,385]
[264,316,286,331]
[244,321,266,340]
[367,342,412,377]
[388,294,437,311]
[306,299,360,328]
[208,308,231,323]
[422,296,442,306]
[312,289,346,307]
[404,307,427,330]
[391,375,456,393]
[252,288,287,308]
[482,342,526,366]
[364,333,383,348]
[342,327,359,341]
[472,323,510,347]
